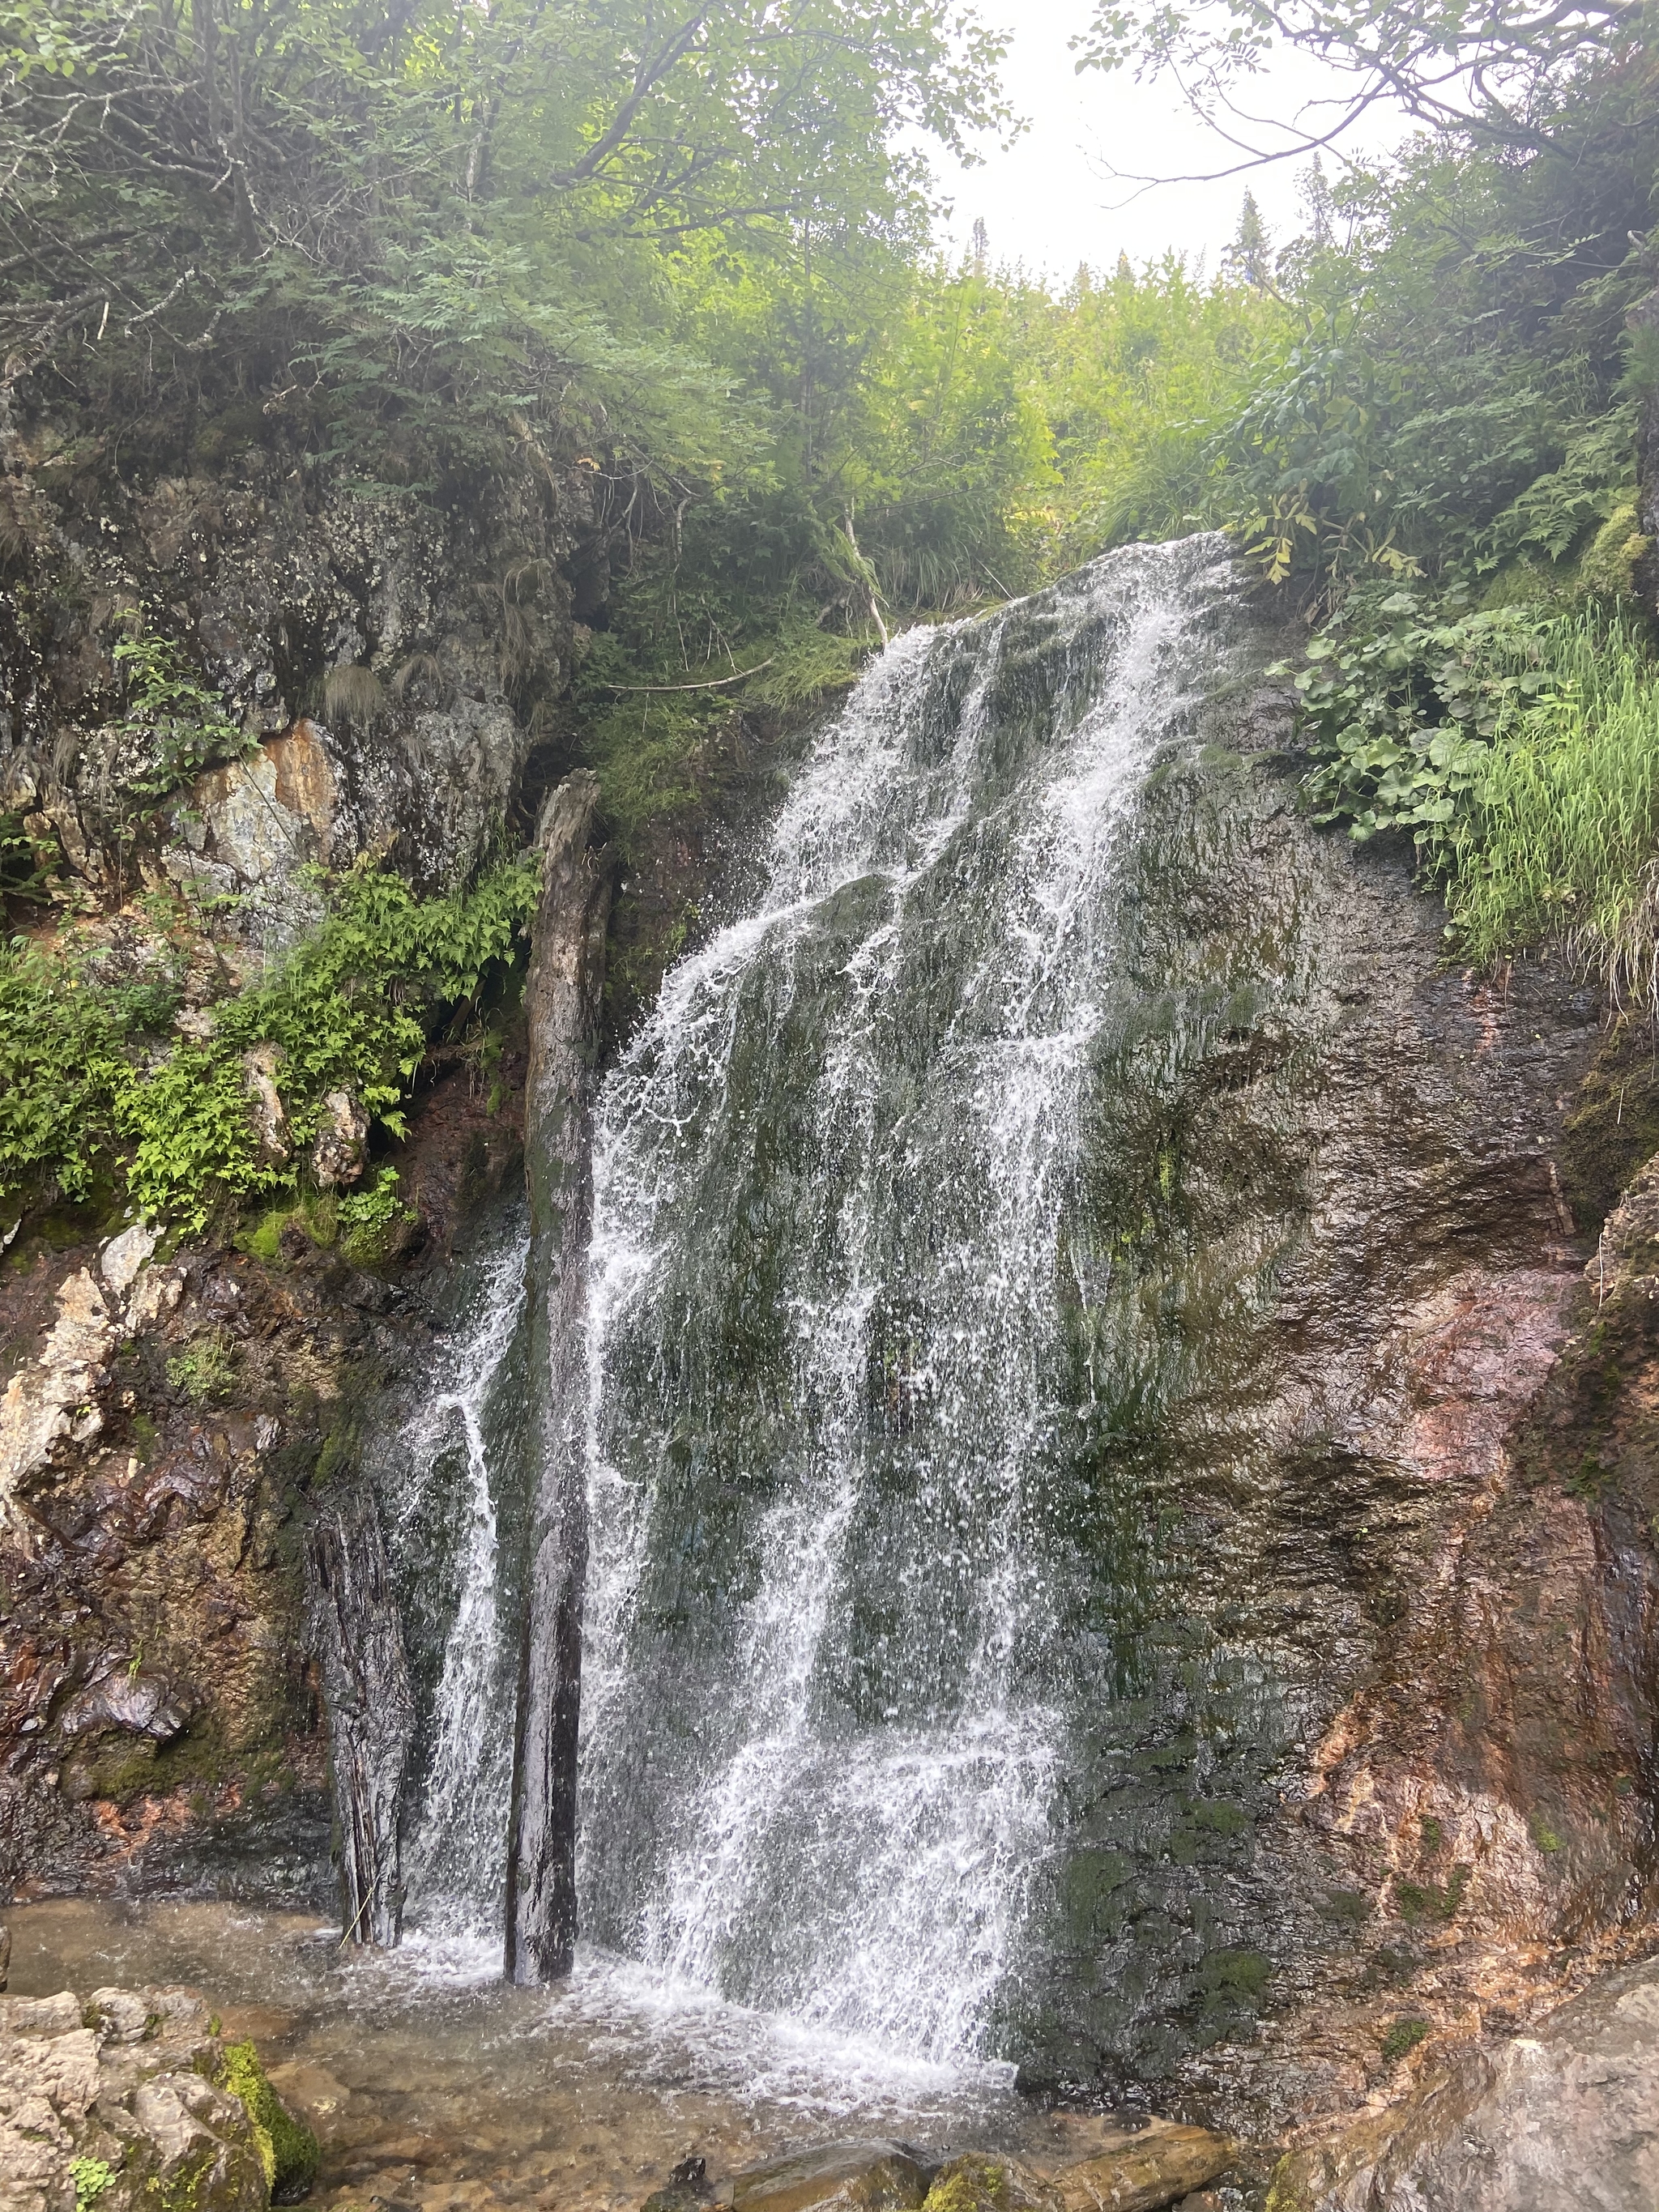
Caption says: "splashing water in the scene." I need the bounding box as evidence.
[576,538,1243,2061]
[381,1227,530,1936]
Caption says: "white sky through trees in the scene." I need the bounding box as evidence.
[930,0,1410,278]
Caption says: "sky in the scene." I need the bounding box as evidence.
[929,0,1410,281]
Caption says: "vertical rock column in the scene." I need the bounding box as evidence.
[505,770,612,1983]
[309,1482,415,1946]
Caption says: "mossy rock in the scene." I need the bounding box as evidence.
[215,2040,320,2202]
[919,2156,1056,2212]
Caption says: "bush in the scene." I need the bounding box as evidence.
[0,857,539,1231]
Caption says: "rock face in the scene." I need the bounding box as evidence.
[0,1051,527,1901]
[994,716,1659,2128]
[1271,1951,1659,2210]
[0,1984,274,2212]
[0,429,607,927]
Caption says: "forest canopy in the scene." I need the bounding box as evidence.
[2,0,1657,1225]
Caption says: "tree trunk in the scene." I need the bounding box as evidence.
[505,770,612,1983]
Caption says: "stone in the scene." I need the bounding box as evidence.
[727,2140,931,2212]
[100,1224,157,1298]
[309,1089,369,1190]
[0,1982,283,2212]
[242,1043,290,1161]
[1270,1953,1659,2210]
[1053,2127,1237,2212]
[0,1268,114,1541]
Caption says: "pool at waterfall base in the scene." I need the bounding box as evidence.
[4,1900,1153,2210]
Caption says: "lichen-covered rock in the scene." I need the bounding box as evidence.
[0,1984,279,2212]
[1269,1952,1659,2210]
[0,439,605,924]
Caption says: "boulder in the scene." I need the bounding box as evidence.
[725,2140,932,2212]
[1269,1954,1659,2210]
[0,1983,313,2212]
[1053,2125,1238,2212]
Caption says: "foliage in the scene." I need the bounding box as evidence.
[68,2161,116,2212]
[1073,0,1653,150]
[112,618,248,801]
[0,857,539,1229]
[1380,2016,1432,2062]
[1446,613,1659,1005]
[1292,590,1559,859]
[168,1328,237,1404]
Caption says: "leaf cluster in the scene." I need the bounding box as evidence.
[0,856,539,1230]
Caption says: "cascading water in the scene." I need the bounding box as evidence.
[575,535,1247,2064]
[378,1221,531,1939]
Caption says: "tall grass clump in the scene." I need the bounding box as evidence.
[1449,612,1659,1006]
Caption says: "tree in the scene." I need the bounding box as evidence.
[1071,0,1655,165]
[1226,190,1273,288]
[0,0,1011,462]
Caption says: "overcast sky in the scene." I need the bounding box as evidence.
[928,0,1411,280]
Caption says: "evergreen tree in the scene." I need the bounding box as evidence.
[1226,190,1273,288]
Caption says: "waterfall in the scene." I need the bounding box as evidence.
[380,1222,531,1940]
[575,537,1244,2063]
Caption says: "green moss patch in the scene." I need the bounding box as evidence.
[215,2040,320,2203]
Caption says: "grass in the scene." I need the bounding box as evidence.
[1448,612,1659,1008]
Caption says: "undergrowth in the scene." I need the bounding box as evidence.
[0,857,539,1231]
[1294,594,1659,1008]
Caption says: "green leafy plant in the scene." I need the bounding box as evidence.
[1290,591,1558,861]
[69,2159,117,2212]
[167,1329,237,1405]
[0,857,539,1230]
[112,620,248,802]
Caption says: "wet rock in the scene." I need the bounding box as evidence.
[726,2139,931,2212]
[0,1925,8,1992]
[58,1670,194,1741]
[919,2154,1057,2212]
[0,1983,274,2212]
[1052,2125,1236,2212]
[0,1268,115,1544]
[644,2154,715,2209]
[309,1091,369,1191]
[1270,1952,1659,2208]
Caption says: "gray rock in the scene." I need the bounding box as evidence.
[0,1982,267,2212]
[725,2139,931,2212]
[1276,1953,1659,2209]
[1053,2125,1238,2211]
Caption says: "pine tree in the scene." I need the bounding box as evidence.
[970,216,990,274]
[1226,190,1272,289]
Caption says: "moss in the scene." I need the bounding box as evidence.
[920,2158,1017,2212]
[216,2039,320,2202]
[1394,1865,1469,1923]
[1380,2016,1431,2062]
